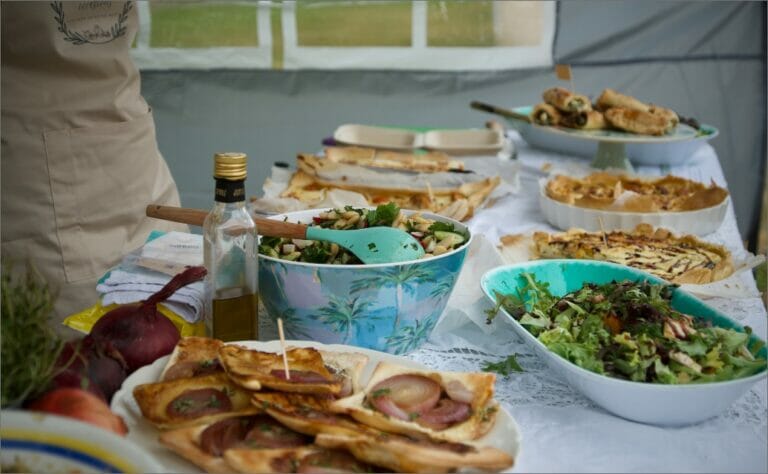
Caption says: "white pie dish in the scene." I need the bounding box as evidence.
[538,180,729,236]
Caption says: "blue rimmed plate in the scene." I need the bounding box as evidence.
[0,410,164,473]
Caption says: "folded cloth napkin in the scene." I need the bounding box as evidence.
[96,231,205,323]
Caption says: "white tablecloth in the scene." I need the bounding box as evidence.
[414,133,768,473]
[257,133,767,473]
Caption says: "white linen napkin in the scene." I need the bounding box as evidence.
[96,232,205,323]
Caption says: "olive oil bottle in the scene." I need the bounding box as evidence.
[203,152,258,341]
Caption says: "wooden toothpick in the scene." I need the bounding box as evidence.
[597,216,609,249]
[277,318,290,380]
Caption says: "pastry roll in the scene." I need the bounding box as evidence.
[542,87,592,113]
[596,88,650,112]
[531,102,562,126]
[648,105,679,128]
[604,107,672,136]
[560,110,607,130]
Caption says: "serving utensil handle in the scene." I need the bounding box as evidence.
[146,205,308,239]
[471,100,532,123]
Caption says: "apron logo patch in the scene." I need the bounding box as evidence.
[50,1,131,45]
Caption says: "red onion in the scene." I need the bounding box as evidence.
[51,338,128,402]
[82,337,127,402]
[89,266,206,373]
[417,399,471,429]
[369,374,441,414]
[444,380,474,404]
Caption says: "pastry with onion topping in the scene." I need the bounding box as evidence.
[160,337,226,382]
[133,373,260,430]
[315,431,514,473]
[159,412,314,473]
[252,392,375,439]
[330,361,498,443]
[219,345,367,397]
[226,445,379,474]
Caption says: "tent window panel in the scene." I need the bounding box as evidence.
[295,1,412,47]
[426,0,494,47]
[149,2,259,48]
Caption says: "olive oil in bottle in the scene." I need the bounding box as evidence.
[203,152,258,341]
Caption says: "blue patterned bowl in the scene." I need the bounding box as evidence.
[258,209,471,354]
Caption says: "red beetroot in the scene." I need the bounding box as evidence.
[88,266,206,373]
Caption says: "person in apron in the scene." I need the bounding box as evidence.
[1,1,187,334]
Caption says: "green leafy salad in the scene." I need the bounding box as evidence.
[487,274,766,384]
[258,203,468,264]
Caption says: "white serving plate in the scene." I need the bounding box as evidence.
[112,340,522,473]
[0,410,164,473]
[538,180,729,236]
[506,106,719,166]
[333,124,504,155]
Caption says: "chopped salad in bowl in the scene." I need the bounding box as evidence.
[481,259,767,425]
[257,204,471,354]
[487,276,766,384]
[257,203,468,264]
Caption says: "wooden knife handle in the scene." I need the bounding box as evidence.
[471,100,532,123]
[146,204,207,227]
[146,204,308,239]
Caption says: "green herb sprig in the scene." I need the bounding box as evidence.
[1,263,64,408]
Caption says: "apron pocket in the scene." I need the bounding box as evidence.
[44,110,167,282]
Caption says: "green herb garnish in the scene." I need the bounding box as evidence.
[1,263,64,408]
[482,354,524,376]
[366,203,400,227]
[302,245,330,263]
[172,398,194,413]
[371,388,391,398]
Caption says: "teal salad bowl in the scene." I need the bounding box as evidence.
[259,209,470,355]
[481,259,767,426]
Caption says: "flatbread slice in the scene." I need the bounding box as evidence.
[324,146,465,172]
[160,336,225,382]
[252,392,374,437]
[133,373,259,430]
[316,431,514,474]
[159,413,314,473]
[280,168,499,222]
[330,361,498,443]
[218,345,343,395]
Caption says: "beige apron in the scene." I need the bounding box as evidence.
[1,1,186,329]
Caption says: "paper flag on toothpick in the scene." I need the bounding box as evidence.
[555,64,576,92]
[555,64,572,80]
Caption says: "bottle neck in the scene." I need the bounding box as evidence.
[214,178,246,204]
